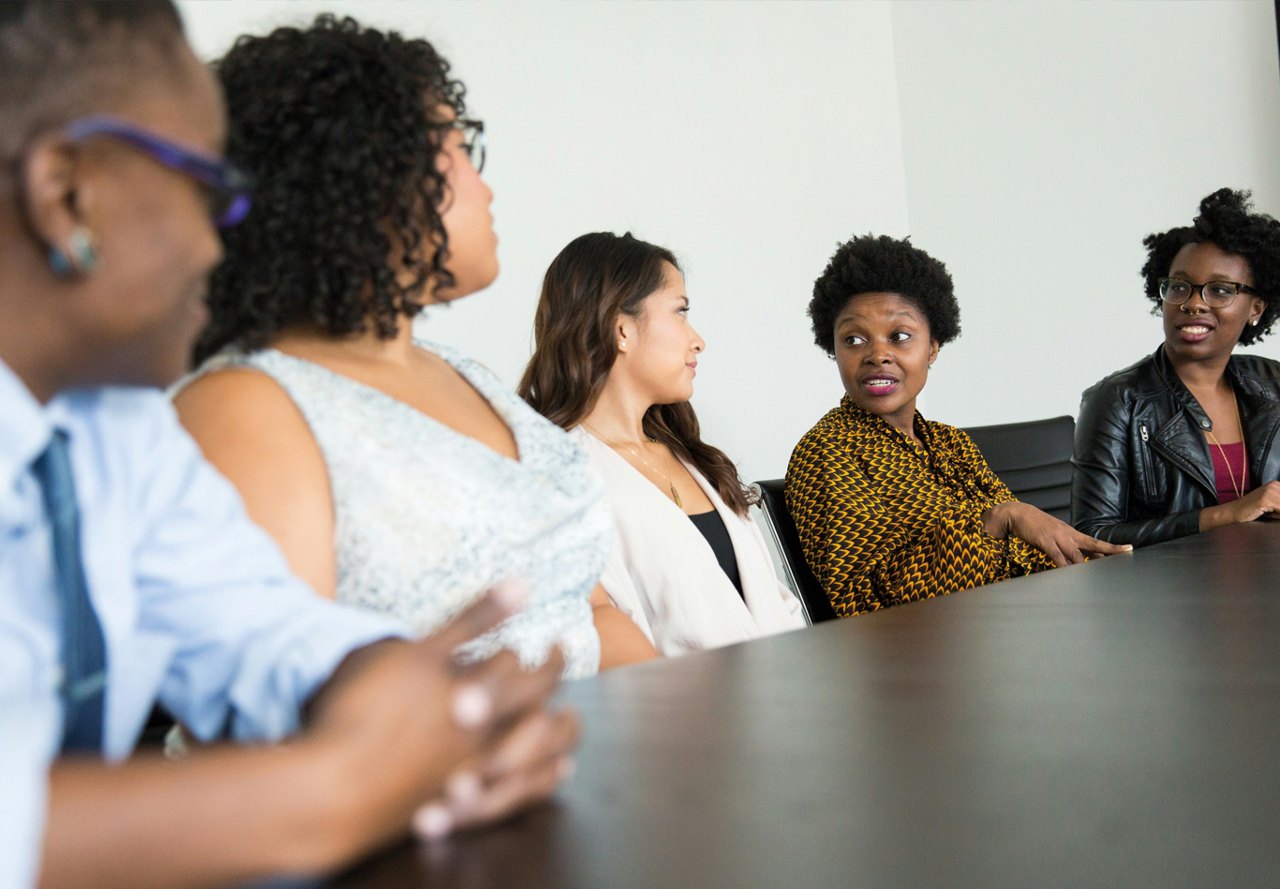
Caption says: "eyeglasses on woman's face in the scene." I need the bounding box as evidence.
[64,115,253,228]
[452,118,486,174]
[1159,277,1256,308]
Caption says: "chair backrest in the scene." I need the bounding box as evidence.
[961,415,1075,522]
[753,479,838,624]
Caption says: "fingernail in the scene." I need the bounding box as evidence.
[446,770,483,806]
[413,803,453,841]
[556,757,576,781]
[491,578,528,613]
[452,684,493,729]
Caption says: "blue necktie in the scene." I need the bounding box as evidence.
[33,430,108,754]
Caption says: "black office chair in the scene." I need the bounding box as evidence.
[753,479,838,624]
[961,415,1075,522]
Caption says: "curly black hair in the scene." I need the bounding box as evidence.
[1141,188,1280,346]
[808,233,961,356]
[194,14,466,364]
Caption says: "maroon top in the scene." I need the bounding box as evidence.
[1210,441,1249,504]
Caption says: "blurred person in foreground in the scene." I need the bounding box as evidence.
[0,3,577,887]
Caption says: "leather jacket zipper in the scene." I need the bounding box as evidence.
[1138,424,1156,498]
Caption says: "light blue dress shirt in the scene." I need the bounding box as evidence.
[0,359,407,885]
[1,621,57,889]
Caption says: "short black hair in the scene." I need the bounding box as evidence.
[1141,188,1280,346]
[195,14,466,364]
[0,0,184,174]
[808,233,961,356]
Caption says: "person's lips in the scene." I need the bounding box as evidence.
[1175,319,1215,343]
[859,372,899,397]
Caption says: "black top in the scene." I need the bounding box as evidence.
[688,509,743,598]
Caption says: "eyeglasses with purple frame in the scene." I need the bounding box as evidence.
[64,115,253,228]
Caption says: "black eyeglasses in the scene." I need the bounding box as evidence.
[64,115,253,228]
[1158,277,1257,308]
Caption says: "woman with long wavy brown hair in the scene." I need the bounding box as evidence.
[520,232,804,655]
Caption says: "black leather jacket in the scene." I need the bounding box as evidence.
[1072,346,1280,547]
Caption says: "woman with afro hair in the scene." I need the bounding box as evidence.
[1073,188,1280,547]
[786,235,1126,618]
[174,16,656,673]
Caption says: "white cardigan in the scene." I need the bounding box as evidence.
[575,429,804,656]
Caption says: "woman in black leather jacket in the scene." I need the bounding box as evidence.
[1073,188,1280,546]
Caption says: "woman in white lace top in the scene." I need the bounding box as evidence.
[173,17,656,675]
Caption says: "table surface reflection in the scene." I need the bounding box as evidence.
[326,523,1280,889]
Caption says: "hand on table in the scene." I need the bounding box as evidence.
[982,501,1132,566]
[1202,481,1280,529]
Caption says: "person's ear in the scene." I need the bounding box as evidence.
[1248,296,1266,328]
[21,135,98,275]
[927,339,940,368]
[615,317,636,355]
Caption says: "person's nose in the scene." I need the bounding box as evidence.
[863,343,891,364]
[690,326,705,354]
[1179,285,1210,314]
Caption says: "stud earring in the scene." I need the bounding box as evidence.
[619,339,628,351]
[1251,319,1260,327]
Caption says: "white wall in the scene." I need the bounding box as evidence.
[177,0,1280,479]
[892,0,1280,428]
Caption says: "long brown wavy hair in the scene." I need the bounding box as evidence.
[518,232,754,515]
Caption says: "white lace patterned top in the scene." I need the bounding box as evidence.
[187,340,609,678]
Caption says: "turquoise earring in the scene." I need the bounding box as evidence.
[69,226,98,272]
[48,226,98,276]
[48,245,73,276]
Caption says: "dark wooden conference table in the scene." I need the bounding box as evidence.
[326,522,1280,888]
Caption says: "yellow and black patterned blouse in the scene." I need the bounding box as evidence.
[785,397,1053,617]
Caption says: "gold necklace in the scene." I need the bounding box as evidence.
[1204,394,1248,501]
[585,425,683,508]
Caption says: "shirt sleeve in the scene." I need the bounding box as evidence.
[115,394,408,748]
[785,426,1016,617]
[0,623,58,889]
[948,429,1054,573]
[950,427,1017,518]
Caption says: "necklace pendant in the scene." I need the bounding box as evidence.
[670,483,683,509]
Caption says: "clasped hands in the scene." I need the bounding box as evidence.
[307,580,580,853]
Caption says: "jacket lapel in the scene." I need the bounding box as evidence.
[1237,386,1280,485]
[1149,414,1216,497]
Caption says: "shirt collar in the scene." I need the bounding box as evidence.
[838,394,928,440]
[0,358,55,495]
